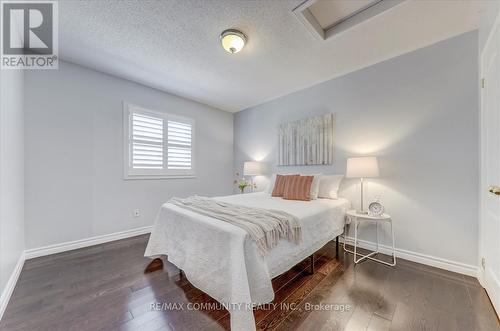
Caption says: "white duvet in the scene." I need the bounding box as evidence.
[144,192,349,330]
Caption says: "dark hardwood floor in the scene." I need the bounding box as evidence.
[0,234,498,331]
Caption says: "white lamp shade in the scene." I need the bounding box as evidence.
[346,157,379,178]
[243,161,264,176]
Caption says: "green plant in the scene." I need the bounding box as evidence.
[233,172,256,193]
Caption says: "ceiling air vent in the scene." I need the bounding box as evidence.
[293,0,404,41]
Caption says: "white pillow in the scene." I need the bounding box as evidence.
[266,174,277,194]
[318,175,344,199]
[300,173,321,200]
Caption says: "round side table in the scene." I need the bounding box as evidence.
[343,210,396,266]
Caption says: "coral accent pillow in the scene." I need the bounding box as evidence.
[267,173,298,194]
[271,175,298,197]
[283,175,314,201]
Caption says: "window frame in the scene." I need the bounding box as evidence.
[123,102,196,180]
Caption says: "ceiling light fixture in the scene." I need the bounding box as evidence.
[220,29,247,54]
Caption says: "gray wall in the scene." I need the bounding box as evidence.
[25,61,234,249]
[234,31,479,267]
[0,69,25,301]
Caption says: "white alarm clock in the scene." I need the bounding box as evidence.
[368,200,385,216]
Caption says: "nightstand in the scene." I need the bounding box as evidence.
[343,210,396,266]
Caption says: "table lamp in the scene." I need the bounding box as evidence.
[243,161,263,176]
[346,156,379,213]
[243,161,265,191]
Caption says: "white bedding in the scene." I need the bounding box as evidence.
[144,192,349,331]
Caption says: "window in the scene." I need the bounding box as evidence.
[124,103,195,179]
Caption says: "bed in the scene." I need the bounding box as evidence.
[144,191,349,331]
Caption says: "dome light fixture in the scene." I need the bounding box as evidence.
[220,29,247,54]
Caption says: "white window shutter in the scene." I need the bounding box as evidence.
[131,112,164,169]
[124,103,195,179]
[167,119,192,170]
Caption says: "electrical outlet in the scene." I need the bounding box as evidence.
[133,209,140,218]
[481,257,486,269]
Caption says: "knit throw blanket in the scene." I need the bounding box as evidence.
[169,196,302,255]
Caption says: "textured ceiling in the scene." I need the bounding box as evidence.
[59,0,481,112]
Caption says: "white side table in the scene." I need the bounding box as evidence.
[343,210,396,266]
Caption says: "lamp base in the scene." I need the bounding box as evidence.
[358,177,367,215]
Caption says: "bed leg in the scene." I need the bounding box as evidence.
[336,236,339,258]
[145,258,163,274]
[309,254,315,274]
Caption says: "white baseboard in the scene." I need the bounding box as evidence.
[480,266,500,318]
[342,236,478,277]
[0,226,152,323]
[25,226,153,260]
[0,251,25,322]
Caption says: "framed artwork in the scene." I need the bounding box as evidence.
[278,113,334,166]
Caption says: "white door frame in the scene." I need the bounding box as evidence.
[479,8,500,317]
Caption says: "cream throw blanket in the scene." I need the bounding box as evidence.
[169,196,302,255]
